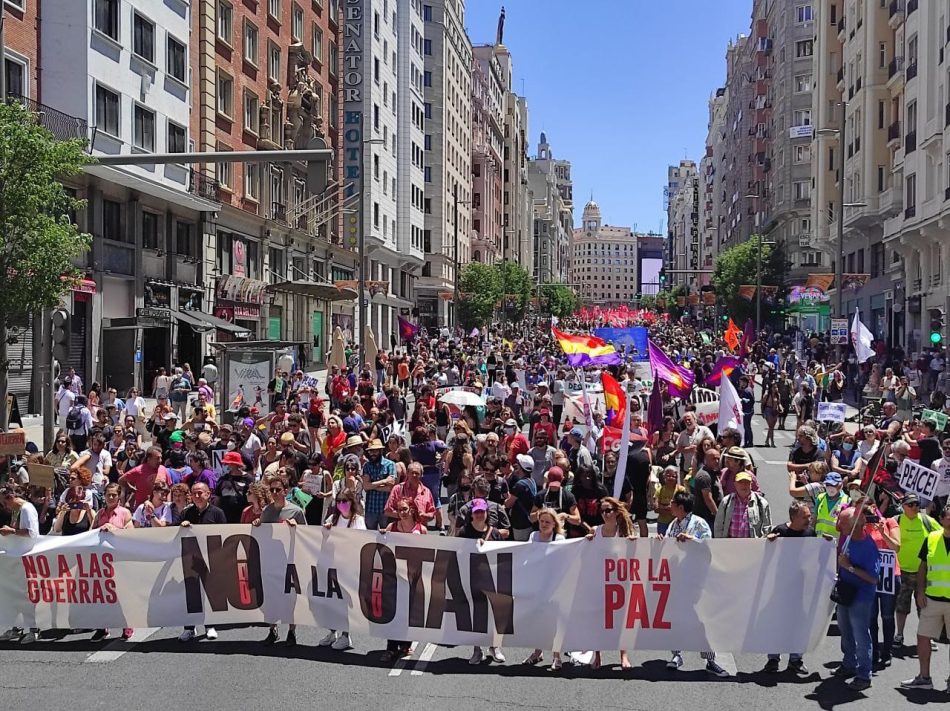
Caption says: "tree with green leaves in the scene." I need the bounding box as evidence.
[496,260,532,319]
[0,100,92,426]
[710,234,783,324]
[458,262,502,330]
[539,284,577,318]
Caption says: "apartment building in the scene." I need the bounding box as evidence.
[719,35,756,250]
[700,87,728,282]
[417,0,473,329]
[527,132,572,284]
[471,45,505,265]
[571,200,639,306]
[665,160,698,290]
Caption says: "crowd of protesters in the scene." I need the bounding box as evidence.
[0,317,949,692]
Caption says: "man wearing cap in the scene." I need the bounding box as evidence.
[362,438,396,530]
[214,451,252,523]
[713,472,772,539]
[566,426,594,474]
[502,418,530,464]
[154,412,180,453]
[504,454,538,541]
[720,447,761,496]
[892,493,941,649]
[529,467,580,528]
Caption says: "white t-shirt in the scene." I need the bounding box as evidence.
[329,513,366,529]
[14,501,39,538]
[125,396,146,418]
[933,457,950,499]
[56,387,76,422]
[132,502,172,527]
[241,434,263,472]
[857,439,879,462]
[80,449,113,492]
[528,531,564,542]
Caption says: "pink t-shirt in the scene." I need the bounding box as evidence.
[95,506,132,529]
[123,463,171,506]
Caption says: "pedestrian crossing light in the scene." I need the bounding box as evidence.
[931,312,945,345]
[931,330,943,345]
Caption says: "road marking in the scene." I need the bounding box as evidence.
[761,460,788,466]
[410,642,437,675]
[84,627,158,663]
[388,642,418,677]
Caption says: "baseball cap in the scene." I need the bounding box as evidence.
[546,466,564,487]
[242,417,255,428]
[515,454,535,472]
[823,472,843,486]
[569,427,583,438]
[735,472,753,483]
[163,412,178,421]
[539,409,550,417]
[902,493,920,505]
[504,418,518,428]
[471,498,489,512]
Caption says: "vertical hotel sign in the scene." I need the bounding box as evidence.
[343,0,364,251]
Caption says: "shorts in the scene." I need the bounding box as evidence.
[896,570,918,616]
[629,495,648,521]
[307,413,321,428]
[656,520,671,536]
[918,596,950,639]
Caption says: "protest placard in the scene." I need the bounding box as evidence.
[897,458,940,501]
[26,464,56,490]
[817,402,847,423]
[0,431,25,456]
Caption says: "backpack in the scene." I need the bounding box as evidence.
[65,406,84,431]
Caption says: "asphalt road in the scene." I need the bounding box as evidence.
[1,406,949,709]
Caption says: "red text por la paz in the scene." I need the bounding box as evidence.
[22,553,118,605]
[604,557,671,630]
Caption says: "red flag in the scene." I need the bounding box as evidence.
[724,318,741,352]
[601,372,626,428]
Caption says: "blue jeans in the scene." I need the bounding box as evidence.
[837,598,873,681]
[767,653,803,663]
[870,587,899,662]
[364,510,387,531]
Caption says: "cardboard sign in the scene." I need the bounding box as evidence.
[922,409,949,432]
[0,431,25,456]
[877,550,896,595]
[898,458,940,501]
[817,402,847,423]
[27,463,56,490]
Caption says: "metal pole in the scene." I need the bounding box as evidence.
[453,182,459,329]
[755,233,762,333]
[357,123,367,369]
[836,100,847,321]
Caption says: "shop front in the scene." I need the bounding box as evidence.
[786,285,831,334]
[215,275,268,342]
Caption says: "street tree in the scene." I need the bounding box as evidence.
[457,262,502,330]
[0,100,92,426]
[711,235,782,324]
[539,284,577,318]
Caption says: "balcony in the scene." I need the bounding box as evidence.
[887,57,905,91]
[880,185,903,217]
[889,0,905,28]
[8,94,88,143]
[189,170,219,201]
[906,61,918,81]
[887,120,901,146]
[271,201,287,225]
[905,205,916,219]
[908,0,918,14]
[905,131,917,153]
[837,17,846,39]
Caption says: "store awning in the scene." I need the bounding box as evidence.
[267,280,357,302]
[175,310,252,337]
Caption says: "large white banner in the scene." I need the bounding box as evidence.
[0,529,836,653]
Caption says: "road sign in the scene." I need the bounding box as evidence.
[830,318,849,345]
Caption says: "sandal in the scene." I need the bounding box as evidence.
[550,657,562,672]
[591,653,602,670]
[523,651,543,665]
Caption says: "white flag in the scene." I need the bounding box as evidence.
[850,307,875,364]
[718,374,744,446]
[613,387,633,500]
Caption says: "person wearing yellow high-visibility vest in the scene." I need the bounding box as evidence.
[892,493,939,649]
[811,472,849,538]
[900,505,950,691]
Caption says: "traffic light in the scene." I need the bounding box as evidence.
[51,308,69,364]
[930,310,945,346]
[659,269,667,286]
[722,314,729,322]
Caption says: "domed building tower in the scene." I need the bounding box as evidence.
[583,197,601,234]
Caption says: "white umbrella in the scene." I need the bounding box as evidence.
[438,390,485,408]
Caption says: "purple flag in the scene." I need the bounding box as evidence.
[705,356,742,387]
[646,377,664,435]
[740,318,755,356]
[648,339,695,399]
[565,351,622,367]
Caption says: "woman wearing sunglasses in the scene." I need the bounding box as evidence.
[91,483,133,641]
[586,497,637,670]
[45,433,78,470]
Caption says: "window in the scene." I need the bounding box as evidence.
[245,163,260,201]
[423,39,432,55]
[167,36,186,82]
[793,145,808,163]
[424,166,432,182]
[133,105,155,151]
[102,200,122,242]
[793,180,811,200]
[312,24,323,62]
[142,212,160,250]
[268,0,281,22]
[176,222,197,258]
[244,91,259,134]
[328,41,338,75]
[794,74,811,93]
[216,144,232,189]
[292,4,304,40]
[796,5,813,23]
[795,40,813,58]
[95,0,119,40]
[167,121,186,153]
[217,1,233,45]
[424,70,432,87]
[4,56,26,98]
[793,109,811,126]
[268,43,281,83]
[906,173,916,207]
[217,71,233,117]
[244,22,258,65]
[132,13,155,62]
[95,84,120,136]
[423,4,432,21]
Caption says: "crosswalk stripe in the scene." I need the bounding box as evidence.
[410,642,438,675]
[84,627,158,663]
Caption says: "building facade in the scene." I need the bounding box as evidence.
[527,132,571,284]
[470,46,505,266]
[572,200,639,306]
[665,160,698,290]
[416,0,472,329]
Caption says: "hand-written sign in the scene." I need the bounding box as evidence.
[27,464,56,490]
[897,458,940,501]
[0,431,25,456]
[817,402,847,423]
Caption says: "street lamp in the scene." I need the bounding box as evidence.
[358,136,385,367]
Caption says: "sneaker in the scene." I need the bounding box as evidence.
[667,653,683,670]
[204,627,218,641]
[832,666,856,679]
[788,659,809,675]
[900,676,933,689]
[0,628,22,642]
[763,659,780,673]
[331,632,352,651]
[285,630,296,647]
[19,631,37,645]
[178,629,196,643]
[262,628,278,645]
[488,647,506,664]
[892,634,904,648]
[848,677,871,692]
[706,660,730,678]
[91,629,110,642]
[121,628,134,641]
[932,640,939,652]
[318,631,337,647]
[468,647,484,665]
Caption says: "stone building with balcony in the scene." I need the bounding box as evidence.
[470,45,505,266]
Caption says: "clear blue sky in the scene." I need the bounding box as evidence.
[464,1,752,234]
